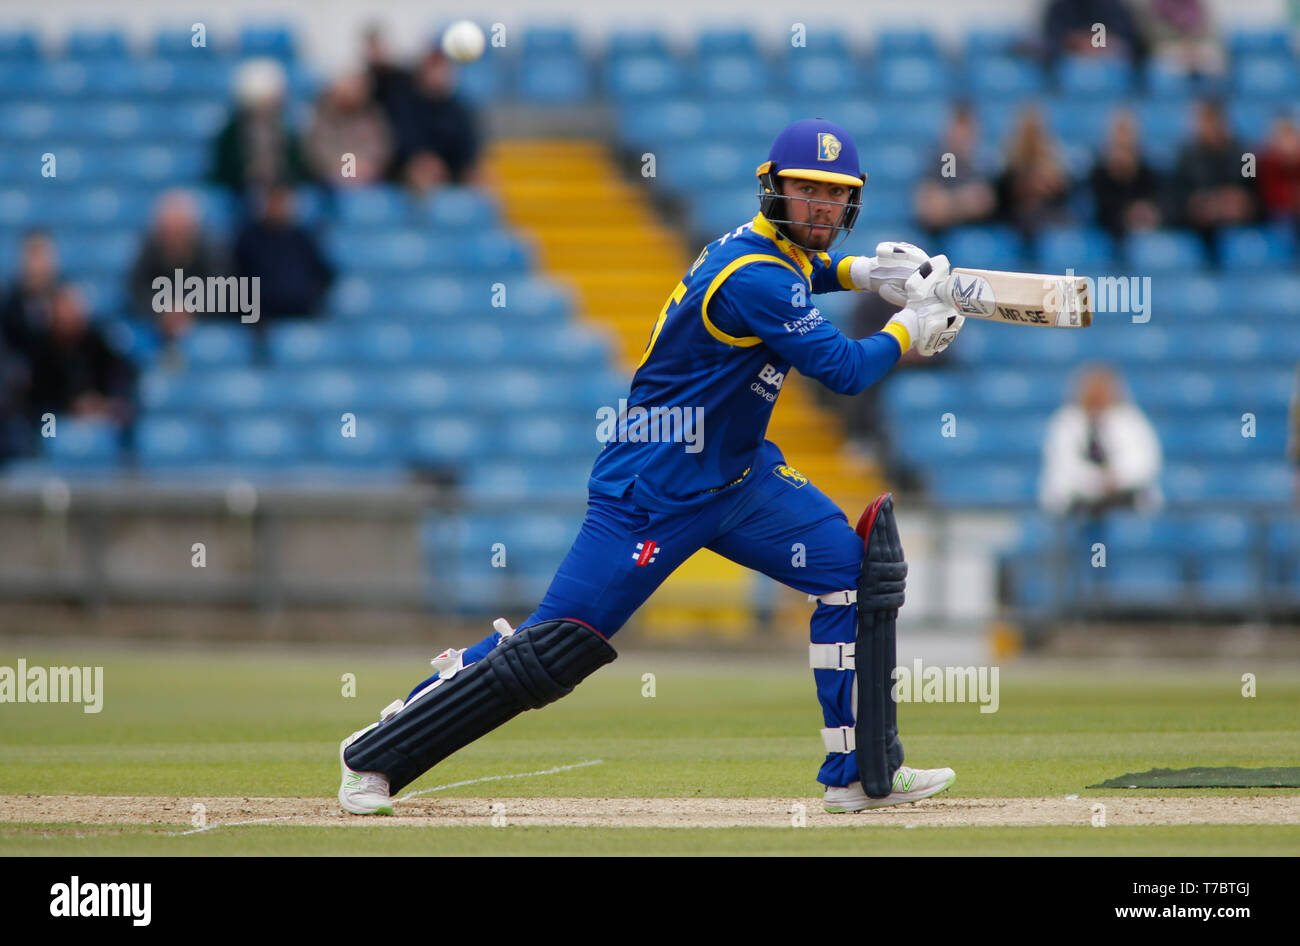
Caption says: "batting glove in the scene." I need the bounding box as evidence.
[884,254,965,357]
[849,241,931,306]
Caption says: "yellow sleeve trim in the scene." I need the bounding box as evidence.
[881,321,911,354]
[836,255,857,290]
[701,253,803,348]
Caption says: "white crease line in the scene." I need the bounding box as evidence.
[165,759,605,835]
[397,759,605,801]
[170,815,300,837]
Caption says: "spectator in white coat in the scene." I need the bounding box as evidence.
[1040,364,1163,516]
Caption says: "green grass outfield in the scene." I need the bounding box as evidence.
[1,643,1297,855]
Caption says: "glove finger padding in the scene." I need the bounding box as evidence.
[903,254,952,305]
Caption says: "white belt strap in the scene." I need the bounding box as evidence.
[821,726,856,753]
[809,642,855,671]
[808,589,856,606]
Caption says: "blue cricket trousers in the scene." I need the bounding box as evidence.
[425,440,871,787]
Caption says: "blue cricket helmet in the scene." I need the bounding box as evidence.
[756,118,866,250]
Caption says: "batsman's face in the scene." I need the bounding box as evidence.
[779,178,850,251]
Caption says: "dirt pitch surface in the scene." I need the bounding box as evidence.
[3,795,1299,832]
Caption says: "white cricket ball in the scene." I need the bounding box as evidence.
[441,20,485,63]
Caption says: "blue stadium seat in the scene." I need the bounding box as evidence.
[882,372,965,412]
[1142,60,1196,99]
[617,100,708,146]
[510,277,573,322]
[64,29,129,59]
[1227,28,1293,58]
[1195,558,1259,605]
[456,58,502,103]
[410,416,494,464]
[1102,512,1184,553]
[858,142,925,184]
[606,30,670,59]
[1044,98,1115,147]
[1096,557,1183,606]
[1036,226,1118,271]
[961,29,1025,58]
[313,414,401,466]
[181,323,256,367]
[1219,225,1296,269]
[939,225,1026,270]
[353,323,416,364]
[606,55,686,100]
[1058,56,1133,98]
[874,29,940,58]
[199,368,270,412]
[696,28,757,57]
[0,29,41,60]
[521,25,579,56]
[501,415,597,460]
[1239,275,1300,319]
[698,55,767,98]
[136,415,218,467]
[221,415,305,464]
[267,322,348,365]
[966,57,1043,99]
[930,463,1036,506]
[1127,370,1222,410]
[1148,272,1219,320]
[154,26,220,59]
[41,417,121,467]
[1125,229,1206,272]
[858,187,913,223]
[237,24,296,60]
[1233,55,1299,100]
[785,56,861,97]
[379,369,458,413]
[279,368,388,412]
[878,57,950,96]
[518,56,590,104]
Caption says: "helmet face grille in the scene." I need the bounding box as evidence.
[757,170,863,252]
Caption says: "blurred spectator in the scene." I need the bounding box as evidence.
[1256,115,1300,223]
[914,104,997,237]
[363,25,411,123]
[234,184,334,321]
[26,284,134,428]
[996,107,1074,236]
[1168,100,1256,250]
[1089,110,1162,238]
[0,333,33,460]
[1,229,59,364]
[1040,364,1162,516]
[1043,0,1146,63]
[128,190,232,342]
[211,58,307,196]
[1134,0,1224,76]
[386,48,482,193]
[305,72,393,187]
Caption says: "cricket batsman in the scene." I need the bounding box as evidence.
[339,118,966,815]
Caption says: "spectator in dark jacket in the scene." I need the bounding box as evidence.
[234,184,334,321]
[386,48,482,193]
[27,283,134,428]
[1089,110,1162,237]
[1,229,59,365]
[915,104,997,238]
[128,190,232,342]
[996,106,1074,236]
[211,58,307,196]
[1043,0,1146,64]
[1169,100,1257,250]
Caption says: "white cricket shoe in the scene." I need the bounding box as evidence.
[823,765,956,813]
[338,722,393,816]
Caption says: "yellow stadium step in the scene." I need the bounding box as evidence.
[485,138,885,640]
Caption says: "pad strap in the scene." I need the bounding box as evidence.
[808,589,857,606]
[821,726,856,753]
[809,642,855,670]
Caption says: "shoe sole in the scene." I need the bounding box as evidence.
[824,772,956,813]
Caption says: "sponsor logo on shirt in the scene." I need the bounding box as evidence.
[633,540,660,566]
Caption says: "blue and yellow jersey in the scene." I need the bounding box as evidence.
[589,213,907,511]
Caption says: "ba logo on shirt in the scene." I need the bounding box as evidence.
[774,464,808,489]
[817,133,842,161]
[757,363,785,388]
[633,540,660,566]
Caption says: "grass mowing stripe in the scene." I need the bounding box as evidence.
[397,759,604,800]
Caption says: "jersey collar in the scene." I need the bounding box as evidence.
[750,213,814,280]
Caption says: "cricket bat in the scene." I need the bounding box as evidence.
[935,268,1092,328]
